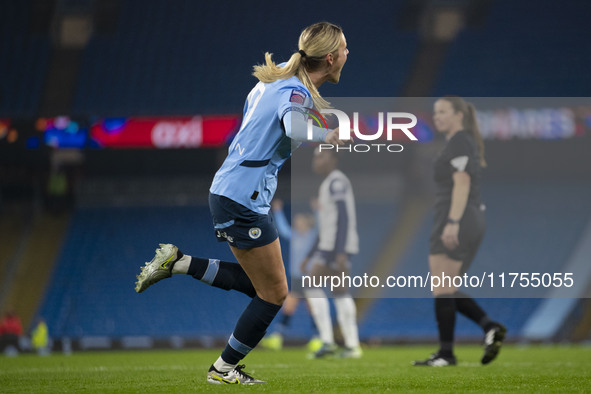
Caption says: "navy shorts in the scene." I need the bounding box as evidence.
[209,193,278,249]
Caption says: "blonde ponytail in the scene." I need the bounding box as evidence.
[252,22,343,110]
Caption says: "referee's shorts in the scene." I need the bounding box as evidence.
[429,203,485,272]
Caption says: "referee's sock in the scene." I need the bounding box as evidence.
[175,255,256,298]
[454,291,494,331]
[215,296,282,371]
[435,295,456,356]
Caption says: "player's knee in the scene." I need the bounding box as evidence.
[282,296,298,313]
[274,285,289,304]
[432,286,457,297]
[259,283,288,305]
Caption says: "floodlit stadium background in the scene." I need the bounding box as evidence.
[1,0,591,352]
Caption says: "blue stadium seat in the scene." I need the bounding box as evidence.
[0,1,50,117]
[434,0,591,96]
[71,0,418,116]
[39,201,399,339]
[39,206,250,337]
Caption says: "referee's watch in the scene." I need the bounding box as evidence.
[447,218,460,225]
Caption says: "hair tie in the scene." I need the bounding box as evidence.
[298,49,307,57]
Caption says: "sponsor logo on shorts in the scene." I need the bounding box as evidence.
[216,230,234,243]
[248,227,262,239]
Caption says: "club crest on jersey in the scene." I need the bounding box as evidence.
[289,89,306,105]
[248,227,262,239]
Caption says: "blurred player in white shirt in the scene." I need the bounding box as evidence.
[302,148,362,359]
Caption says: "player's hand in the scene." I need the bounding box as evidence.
[300,257,310,275]
[271,199,283,212]
[335,253,348,272]
[324,128,352,146]
[441,223,460,250]
[309,197,319,212]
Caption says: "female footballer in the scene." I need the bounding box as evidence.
[413,96,506,367]
[135,22,349,384]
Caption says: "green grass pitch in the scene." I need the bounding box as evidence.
[1,345,590,393]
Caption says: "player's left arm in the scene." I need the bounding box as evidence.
[278,87,328,143]
[331,179,350,271]
[271,199,291,239]
[300,235,319,274]
[334,200,349,271]
[442,171,470,249]
[441,137,473,250]
[278,87,349,145]
[448,170,470,223]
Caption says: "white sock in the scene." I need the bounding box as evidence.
[213,356,236,373]
[172,254,191,274]
[334,296,360,349]
[306,289,334,345]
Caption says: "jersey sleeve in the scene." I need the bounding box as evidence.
[277,86,310,121]
[447,133,476,173]
[278,85,327,142]
[329,178,348,201]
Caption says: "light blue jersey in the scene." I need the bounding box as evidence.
[210,74,317,214]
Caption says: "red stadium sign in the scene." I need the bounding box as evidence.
[91,115,239,148]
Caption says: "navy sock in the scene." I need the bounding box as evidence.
[188,257,256,298]
[435,295,456,356]
[221,296,282,364]
[276,313,292,333]
[310,315,318,335]
[455,291,491,331]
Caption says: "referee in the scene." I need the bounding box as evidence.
[413,96,506,367]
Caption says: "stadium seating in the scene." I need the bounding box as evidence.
[71,0,418,116]
[12,0,591,345]
[39,205,250,337]
[38,201,398,339]
[0,1,50,117]
[38,179,591,341]
[4,1,591,117]
[434,0,591,96]
[8,0,591,117]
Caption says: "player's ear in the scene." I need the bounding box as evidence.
[326,52,334,66]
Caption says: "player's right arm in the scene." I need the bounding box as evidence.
[323,128,348,146]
